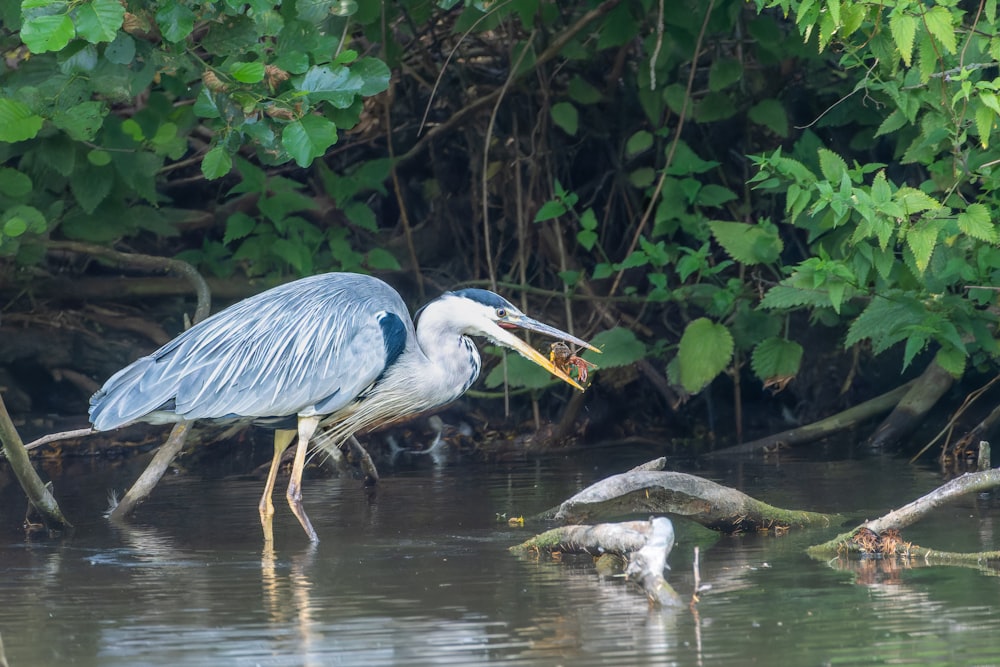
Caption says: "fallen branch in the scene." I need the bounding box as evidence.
[0,393,73,533]
[808,467,1000,558]
[709,380,916,457]
[867,360,954,450]
[512,517,683,606]
[537,459,841,531]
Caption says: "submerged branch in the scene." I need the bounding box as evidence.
[0,394,73,533]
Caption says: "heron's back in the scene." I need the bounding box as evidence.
[89,273,414,431]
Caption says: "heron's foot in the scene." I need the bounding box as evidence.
[286,481,319,543]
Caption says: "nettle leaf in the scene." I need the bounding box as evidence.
[817,148,848,183]
[223,211,256,244]
[366,248,400,271]
[0,99,43,142]
[626,130,653,158]
[707,220,783,265]
[677,318,733,393]
[748,99,788,137]
[957,203,997,243]
[751,337,803,383]
[584,326,646,368]
[70,164,114,214]
[975,102,995,149]
[759,284,833,310]
[889,12,916,66]
[895,187,942,214]
[935,346,966,378]
[923,5,957,55]
[282,115,338,167]
[75,0,125,43]
[905,220,940,273]
[845,294,923,353]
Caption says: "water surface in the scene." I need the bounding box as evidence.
[2,445,1000,666]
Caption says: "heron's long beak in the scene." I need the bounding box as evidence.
[491,316,600,392]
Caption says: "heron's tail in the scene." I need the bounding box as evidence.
[89,357,176,431]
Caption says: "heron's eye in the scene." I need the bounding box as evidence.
[496,307,507,318]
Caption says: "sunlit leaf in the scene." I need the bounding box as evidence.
[677,318,733,393]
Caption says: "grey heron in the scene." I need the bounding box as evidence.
[89,272,598,542]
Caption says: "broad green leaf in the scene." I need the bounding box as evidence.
[976,102,995,148]
[751,337,803,383]
[568,76,602,104]
[3,216,28,238]
[677,318,733,393]
[905,221,939,272]
[707,220,783,265]
[352,57,391,96]
[550,102,578,136]
[344,201,377,231]
[748,99,788,137]
[484,349,560,390]
[155,0,196,43]
[817,148,848,183]
[365,248,400,270]
[0,99,43,142]
[935,346,966,378]
[582,326,646,368]
[104,32,135,64]
[923,5,957,55]
[296,65,359,107]
[708,58,743,92]
[889,12,916,66]
[875,109,908,137]
[20,13,74,53]
[2,205,46,236]
[870,170,891,204]
[534,199,566,222]
[958,203,997,243]
[229,61,266,84]
[202,145,233,180]
[51,101,106,141]
[75,0,125,43]
[70,165,114,214]
[626,130,653,158]
[697,184,738,207]
[223,211,256,243]
[282,115,339,167]
[895,187,942,213]
[0,169,33,198]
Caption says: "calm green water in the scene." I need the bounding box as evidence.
[2,445,1000,666]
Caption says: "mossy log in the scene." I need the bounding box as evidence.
[536,459,842,532]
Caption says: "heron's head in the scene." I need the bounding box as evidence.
[419,288,599,391]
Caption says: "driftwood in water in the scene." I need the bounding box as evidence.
[709,380,915,458]
[867,360,955,450]
[0,393,73,533]
[808,466,1000,559]
[536,458,841,532]
[512,517,683,607]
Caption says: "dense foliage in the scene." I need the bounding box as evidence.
[3,0,999,435]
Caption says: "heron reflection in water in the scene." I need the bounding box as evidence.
[89,272,598,542]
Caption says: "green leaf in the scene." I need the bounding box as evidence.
[625,130,653,158]
[895,187,942,213]
[344,201,377,231]
[20,13,75,53]
[748,99,788,137]
[582,327,646,368]
[223,212,256,244]
[352,57,391,96]
[935,346,966,378]
[568,76,602,104]
[751,337,803,382]
[550,102,578,136]
[282,115,339,167]
[534,199,567,222]
[2,205,46,237]
[958,203,997,243]
[708,58,743,92]
[677,318,734,393]
[759,284,832,310]
[365,247,400,270]
[296,65,360,107]
[0,169,33,198]
[875,109,909,137]
[75,0,125,43]
[0,99,43,142]
[707,220,783,265]
[104,32,135,64]
[70,164,114,213]
[202,145,233,180]
[484,349,560,390]
[51,101,106,141]
[976,102,995,148]
[817,148,848,183]
[889,12,916,66]
[923,5,957,55]
[697,184,738,207]
[155,0,196,43]
[229,61,266,83]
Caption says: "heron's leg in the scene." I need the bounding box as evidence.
[287,415,321,542]
[259,429,296,527]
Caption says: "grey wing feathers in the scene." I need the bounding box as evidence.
[89,273,414,431]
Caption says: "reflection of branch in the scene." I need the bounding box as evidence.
[808,467,1000,558]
